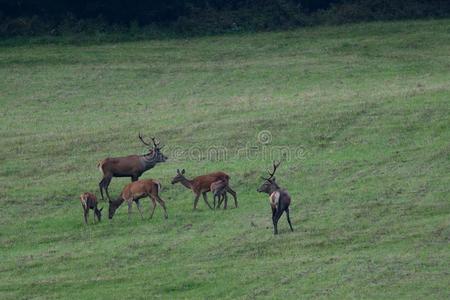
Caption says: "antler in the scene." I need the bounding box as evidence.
[151,137,164,149]
[261,160,281,181]
[138,132,152,146]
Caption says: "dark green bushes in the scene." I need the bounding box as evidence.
[1,0,449,37]
[316,0,450,24]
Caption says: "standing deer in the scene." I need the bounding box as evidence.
[210,180,228,209]
[108,179,168,220]
[171,169,238,210]
[80,192,103,224]
[98,133,167,201]
[257,161,294,235]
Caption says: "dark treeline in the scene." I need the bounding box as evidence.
[1,0,450,37]
[2,1,335,20]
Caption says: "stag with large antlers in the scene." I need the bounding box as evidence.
[171,169,238,210]
[98,133,167,201]
[257,161,294,235]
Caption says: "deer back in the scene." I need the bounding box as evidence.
[98,155,143,176]
[121,179,159,201]
[191,172,229,193]
[80,192,97,209]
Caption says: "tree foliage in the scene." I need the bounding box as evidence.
[1,0,449,36]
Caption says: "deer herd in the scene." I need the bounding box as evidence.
[80,133,294,235]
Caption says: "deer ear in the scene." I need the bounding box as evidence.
[272,177,276,182]
[177,168,180,173]
[99,207,103,212]
[181,169,185,174]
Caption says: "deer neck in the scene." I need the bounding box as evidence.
[140,155,157,170]
[111,197,124,208]
[267,183,280,195]
[179,177,194,190]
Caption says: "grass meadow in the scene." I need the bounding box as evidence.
[0,19,449,299]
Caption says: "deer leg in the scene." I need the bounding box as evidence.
[271,206,277,234]
[193,193,201,210]
[223,193,228,210]
[226,186,238,208]
[202,192,213,210]
[92,203,99,223]
[217,191,226,209]
[99,179,105,200]
[224,193,228,210]
[216,194,222,209]
[127,201,133,220]
[103,176,113,201]
[149,196,157,219]
[273,208,284,235]
[156,196,168,219]
[214,193,222,209]
[83,208,89,224]
[135,199,144,220]
[285,207,294,232]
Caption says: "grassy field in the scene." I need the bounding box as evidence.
[1,19,449,299]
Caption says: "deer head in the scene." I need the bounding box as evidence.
[171,169,186,184]
[139,133,167,163]
[94,207,103,221]
[257,161,281,194]
[108,198,122,219]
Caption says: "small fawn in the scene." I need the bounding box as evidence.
[80,192,103,224]
[210,180,230,209]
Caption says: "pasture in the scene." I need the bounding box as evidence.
[1,19,449,299]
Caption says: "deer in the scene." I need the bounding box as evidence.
[98,133,167,201]
[171,169,238,210]
[108,179,168,220]
[80,192,103,224]
[210,180,232,209]
[257,161,293,235]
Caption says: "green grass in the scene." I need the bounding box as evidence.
[1,19,449,299]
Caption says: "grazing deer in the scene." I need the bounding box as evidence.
[171,169,238,210]
[80,192,103,224]
[108,179,168,220]
[257,161,293,235]
[98,133,167,201]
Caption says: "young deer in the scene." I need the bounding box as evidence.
[108,179,168,220]
[171,169,238,210]
[80,192,103,224]
[210,180,232,209]
[257,161,293,235]
[98,133,167,201]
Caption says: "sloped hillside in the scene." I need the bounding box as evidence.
[0,19,449,299]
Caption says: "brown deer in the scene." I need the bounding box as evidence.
[257,161,293,235]
[80,192,103,224]
[98,133,167,201]
[171,169,238,210]
[108,179,168,220]
[210,180,231,209]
